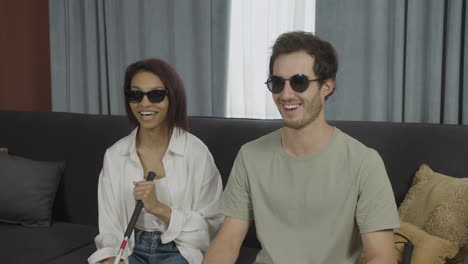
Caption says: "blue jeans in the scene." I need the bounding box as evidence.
[128,229,189,264]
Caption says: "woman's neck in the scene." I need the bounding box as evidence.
[136,125,171,152]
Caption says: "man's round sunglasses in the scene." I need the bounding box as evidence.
[265,74,321,94]
[124,90,168,103]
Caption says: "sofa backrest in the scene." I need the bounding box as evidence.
[190,117,468,205]
[0,111,134,227]
[190,117,468,248]
[1,111,467,248]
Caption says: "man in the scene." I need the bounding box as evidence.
[204,31,399,264]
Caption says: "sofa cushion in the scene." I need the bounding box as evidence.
[48,242,97,264]
[0,222,98,263]
[0,151,65,226]
[398,164,468,247]
[47,232,259,264]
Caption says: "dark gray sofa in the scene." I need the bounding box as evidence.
[0,110,467,264]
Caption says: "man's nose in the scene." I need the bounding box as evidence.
[280,80,296,98]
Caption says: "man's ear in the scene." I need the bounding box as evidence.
[321,79,335,97]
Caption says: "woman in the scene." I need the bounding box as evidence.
[88,58,223,264]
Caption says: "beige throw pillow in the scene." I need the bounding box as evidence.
[359,221,459,264]
[395,221,459,263]
[398,164,468,248]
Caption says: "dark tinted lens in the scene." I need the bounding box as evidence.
[125,90,143,102]
[290,74,310,92]
[146,90,167,103]
[268,76,285,94]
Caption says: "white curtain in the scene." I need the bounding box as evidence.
[226,0,316,119]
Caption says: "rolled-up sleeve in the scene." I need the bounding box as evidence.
[88,151,131,264]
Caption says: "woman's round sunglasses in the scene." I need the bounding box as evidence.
[124,90,168,103]
[265,74,321,94]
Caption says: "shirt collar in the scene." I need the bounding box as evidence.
[119,127,186,158]
[166,127,186,156]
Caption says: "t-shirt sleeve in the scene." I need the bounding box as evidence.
[220,147,253,221]
[356,150,400,233]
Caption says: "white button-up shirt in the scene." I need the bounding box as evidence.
[88,128,224,264]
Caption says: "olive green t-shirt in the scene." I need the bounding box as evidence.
[221,128,399,264]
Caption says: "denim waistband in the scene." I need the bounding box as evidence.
[129,229,188,264]
[134,228,162,243]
